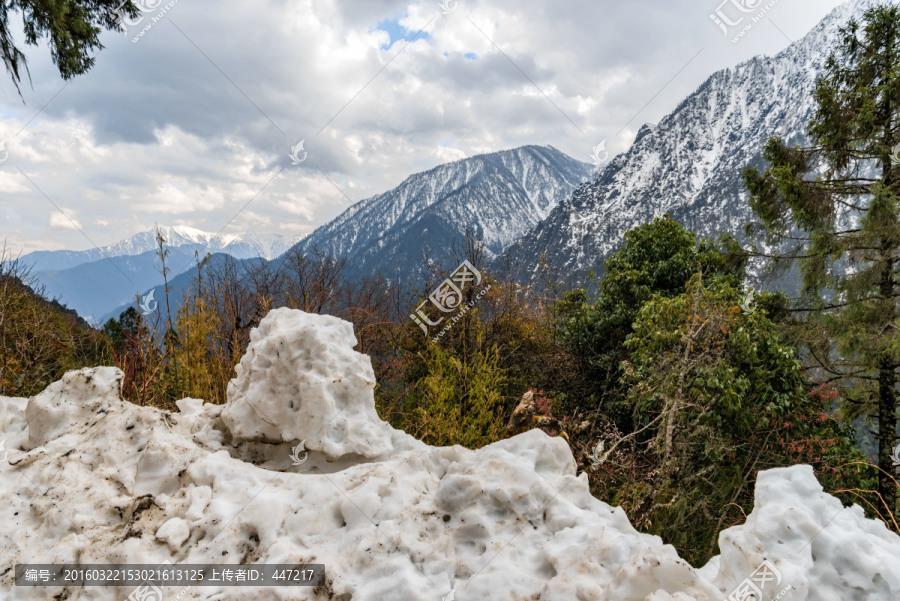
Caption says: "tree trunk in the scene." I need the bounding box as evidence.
[878,257,898,513]
[877,356,897,513]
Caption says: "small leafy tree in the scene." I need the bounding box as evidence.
[557,216,744,417]
[406,340,506,448]
[607,274,864,564]
[103,306,165,405]
[171,291,227,403]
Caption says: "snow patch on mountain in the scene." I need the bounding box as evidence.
[1,308,898,600]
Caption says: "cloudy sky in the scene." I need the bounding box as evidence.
[0,0,845,253]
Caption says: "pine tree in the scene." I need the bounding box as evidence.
[744,4,900,511]
[1,1,138,94]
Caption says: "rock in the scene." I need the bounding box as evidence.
[506,390,535,434]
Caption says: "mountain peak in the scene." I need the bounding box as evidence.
[164,224,229,244]
[287,145,593,282]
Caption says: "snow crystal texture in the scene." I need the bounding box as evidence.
[221,308,393,460]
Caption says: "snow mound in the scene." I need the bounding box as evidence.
[700,465,900,600]
[1,309,899,601]
[221,308,393,460]
[24,367,123,449]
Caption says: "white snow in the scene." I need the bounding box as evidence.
[221,309,394,459]
[1,308,899,600]
[156,518,191,551]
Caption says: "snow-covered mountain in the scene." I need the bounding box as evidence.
[289,145,593,282]
[22,226,305,324]
[502,0,875,289]
[101,147,591,324]
[22,225,304,273]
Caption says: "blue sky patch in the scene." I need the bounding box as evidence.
[375,17,431,50]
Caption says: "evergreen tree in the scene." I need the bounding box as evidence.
[1,0,137,94]
[744,4,900,510]
[556,216,744,415]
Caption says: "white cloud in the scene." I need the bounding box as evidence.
[0,0,847,254]
[136,181,227,214]
[0,173,29,194]
[432,145,467,164]
[49,209,83,230]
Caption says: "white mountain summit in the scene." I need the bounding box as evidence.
[22,225,305,273]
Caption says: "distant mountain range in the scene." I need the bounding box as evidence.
[22,227,304,324]
[23,225,303,273]
[28,0,873,324]
[98,146,593,324]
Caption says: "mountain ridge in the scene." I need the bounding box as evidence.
[22,225,305,273]
[500,0,876,289]
[288,144,594,283]
[23,226,305,323]
[101,145,593,323]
